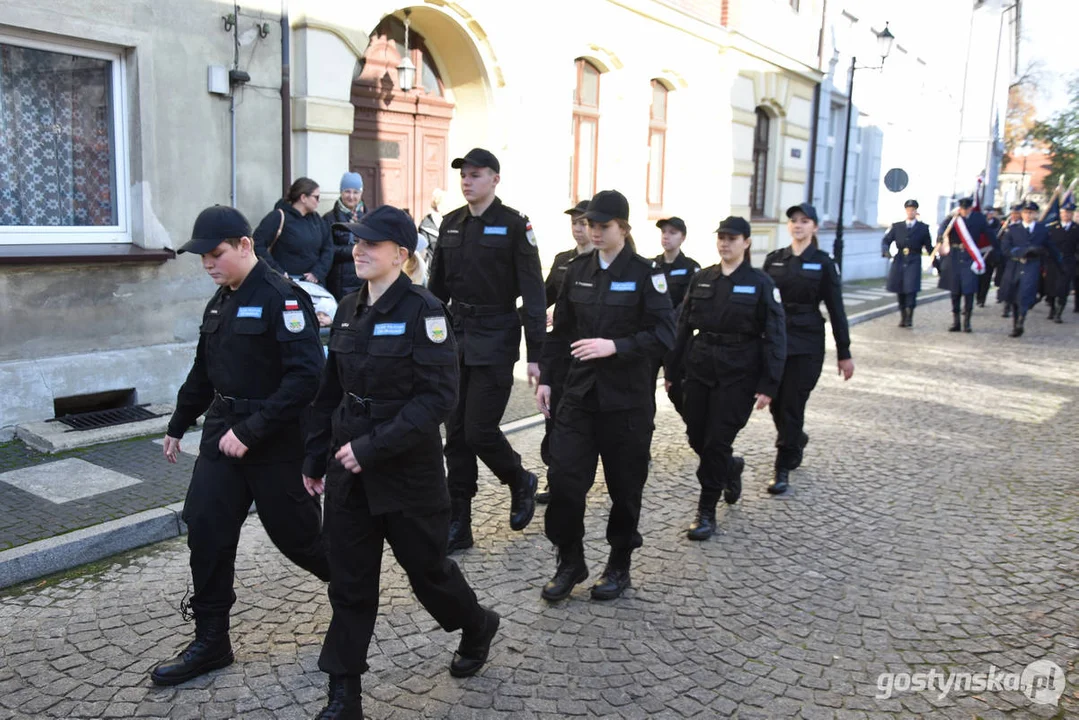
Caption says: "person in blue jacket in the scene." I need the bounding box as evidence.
[881,199,934,328]
[1001,200,1061,337]
[935,198,987,333]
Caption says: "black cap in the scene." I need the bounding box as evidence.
[1063,199,1076,211]
[1010,203,1023,213]
[957,197,973,209]
[1021,200,1039,212]
[564,200,590,216]
[451,148,500,173]
[655,216,687,234]
[333,205,418,253]
[786,202,819,224]
[179,205,253,254]
[582,190,630,223]
[715,216,751,237]
[903,199,919,209]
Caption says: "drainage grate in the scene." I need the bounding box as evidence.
[47,404,165,432]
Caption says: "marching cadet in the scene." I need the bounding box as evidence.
[427,148,547,552]
[935,198,987,333]
[665,216,786,540]
[652,217,701,414]
[762,204,854,495]
[1044,200,1079,322]
[1000,203,1023,316]
[881,199,934,327]
[303,206,499,719]
[152,206,330,686]
[536,200,594,505]
[1001,200,1060,337]
[975,206,1002,308]
[536,190,675,602]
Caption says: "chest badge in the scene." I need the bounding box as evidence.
[425,316,448,343]
[283,299,306,333]
[651,274,668,293]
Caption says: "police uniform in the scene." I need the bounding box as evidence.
[763,203,852,494]
[936,200,988,332]
[1001,201,1060,337]
[151,206,330,687]
[651,217,701,415]
[306,207,499,718]
[427,148,547,551]
[881,199,933,327]
[540,190,675,603]
[666,216,786,540]
[978,208,1004,307]
[998,205,1023,315]
[1043,202,1079,321]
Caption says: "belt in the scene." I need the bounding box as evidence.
[346,392,407,419]
[902,247,911,256]
[1017,257,1028,264]
[212,392,264,414]
[450,301,516,317]
[949,241,964,248]
[697,330,759,345]
[783,303,819,315]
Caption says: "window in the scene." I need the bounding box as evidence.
[822,104,841,218]
[647,80,668,211]
[749,107,770,217]
[0,36,129,244]
[571,59,601,204]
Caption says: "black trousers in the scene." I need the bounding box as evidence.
[540,358,569,467]
[682,378,756,494]
[318,477,484,676]
[950,293,974,314]
[445,362,522,498]
[182,456,330,616]
[544,397,653,552]
[769,352,825,470]
[896,292,918,310]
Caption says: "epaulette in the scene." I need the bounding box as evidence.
[407,282,445,310]
[500,203,529,222]
[1050,221,1061,228]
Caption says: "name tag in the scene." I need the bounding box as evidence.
[447,229,460,234]
[576,281,594,287]
[802,263,822,270]
[670,268,689,276]
[732,285,757,294]
[236,306,263,318]
[609,281,637,292]
[484,226,508,235]
[373,322,406,336]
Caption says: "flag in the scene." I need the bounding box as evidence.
[972,174,984,213]
[1042,182,1063,224]
[954,216,986,274]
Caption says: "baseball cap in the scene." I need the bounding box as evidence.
[582,190,630,223]
[564,200,590,216]
[786,202,819,224]
[655,217,687,234]
[179,205,253,254]
[451,148,500,173]
[715,216,751,237]
[333,205,418,253]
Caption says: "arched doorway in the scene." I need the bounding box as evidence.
[351,16,453,220]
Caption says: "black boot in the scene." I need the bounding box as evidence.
[948,312,961,331]
[540,544,588,602]
[768,467,790,495]
[316,674,363,719]
[686,492,719,541]
[446,498,473,554]
[508,471,537,531]
[962,310,972,333]
[906,307,914,327]
[1002,304,1011,318]
[1009,311,1025,338]
[535,483,550,504]
[1048,299,1058,320]
[590,549,632,601]
[1055,298,1065,323]
[724,457,745,505]
[150,613,233,686]
[450,606,500,678]
[897,307,907,327]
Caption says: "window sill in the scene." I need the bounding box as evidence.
[0,244,176,266]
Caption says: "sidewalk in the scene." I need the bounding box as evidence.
[0,275,944,589]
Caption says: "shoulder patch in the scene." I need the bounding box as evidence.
[525,222,537,247]
[425,315,448,343]
[773,287,782,303]
[282,299,306,333]
[651,274,668,293]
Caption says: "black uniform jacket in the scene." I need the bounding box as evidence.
[303,273,457,516]
[541,247,675,411]
[428,197,546,366]
[763,246,852,361]
[545,247,592,308]
[167,260,324,463]
[665,262,786,398]
[253,199,334,283]
[882,221,934,295]
[652,251,702,311]
[1046,220,1079,296]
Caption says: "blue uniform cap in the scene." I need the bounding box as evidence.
[333,205,418,253]
[1021,200,1039,212]
[785,202,819,224]
[1062,200,1076,211]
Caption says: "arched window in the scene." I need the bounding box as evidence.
[647,80,669,210]
[356,16,445,96]
[750,107,770,217]
[571,59,601,204]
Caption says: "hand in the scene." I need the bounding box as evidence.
[335,443,362,474]
[570,338,617,361]
[163,435,181,464]
[218,429,249,458]
[881,251,890,259]
[837,358,855,381]
[754,393,772,410]
[536,384,552,418]
[546,308,554,328]
[303,272,319,283]
[527,362,541,388]
[303,475,325,496]
[664,380,672,393]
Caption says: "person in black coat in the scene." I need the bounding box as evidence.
[253,177,334,285]
[762,203,854,495]
[935,198,988,333]
[978,207,1004,307]
[1043,200,1079,322]
[652,216,701,414]
[881,199,934,327]
[303,206,499,718]
[1000,200,1061,337]
[665,216,786,540]
[323,172,367,300]
[999,203,1022,316]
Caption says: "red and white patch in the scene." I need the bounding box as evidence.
[525,222,537,247]
[284,299,299,311]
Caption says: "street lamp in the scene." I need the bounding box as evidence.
[1016,137,1035,200]
[396,9,416,92]
[833,22,896,272]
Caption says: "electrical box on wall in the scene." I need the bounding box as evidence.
[208,65,229,95]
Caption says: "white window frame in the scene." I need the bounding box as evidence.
[0,32,131,245]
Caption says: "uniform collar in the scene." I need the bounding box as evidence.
[356,272,412,316]
[655,250,685,266]
[469,196,504,223]
[226,258,270,306]
[718,260,755,281]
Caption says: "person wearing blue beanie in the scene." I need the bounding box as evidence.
[324,172,368,299]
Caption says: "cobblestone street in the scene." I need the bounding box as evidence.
[1,299,1076,719]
